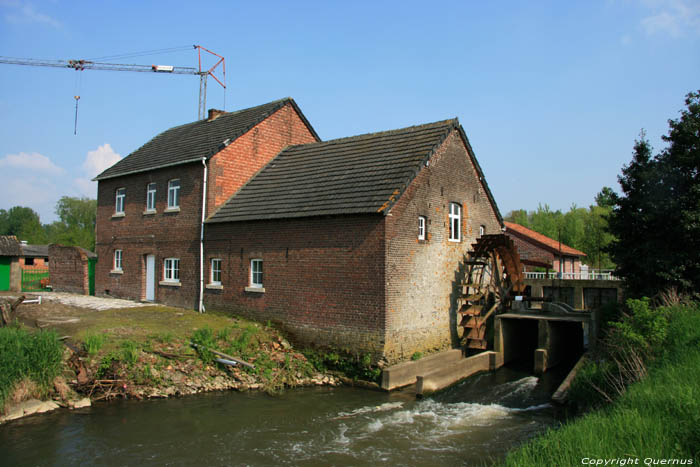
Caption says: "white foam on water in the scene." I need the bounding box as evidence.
[335,401,404,419]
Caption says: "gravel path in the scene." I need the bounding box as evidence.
[39,292,146,311]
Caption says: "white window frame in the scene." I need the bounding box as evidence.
[449,202,461,242]
[167,179,180,209]
[115,188,126,214]
[479,225,485,237]
[113,249,123,271]
[163,258,180,283]
[250,259,263,288]
[210,258,222,285]
[418,216,426,240]
[146,183,156,212]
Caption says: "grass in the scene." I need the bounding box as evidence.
[0,326,63,412]
[504,303,700,465]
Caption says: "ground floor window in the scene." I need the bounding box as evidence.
[210,258,222,285]
[114,249,123,271]
[164,258,180,282]
[250,259,263,288]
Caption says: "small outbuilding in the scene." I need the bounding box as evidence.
[0,235,22,292]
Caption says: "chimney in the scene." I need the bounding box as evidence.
[207,109,225,122]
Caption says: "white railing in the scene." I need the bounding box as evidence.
[524,270,619,281]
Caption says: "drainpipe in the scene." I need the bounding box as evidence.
[199,157,208,313]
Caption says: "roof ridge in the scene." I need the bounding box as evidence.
[285,118,457,151]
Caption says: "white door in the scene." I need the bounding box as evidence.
[146,255,155,301]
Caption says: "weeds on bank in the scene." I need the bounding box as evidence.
[505,297,700,464]
[0,326,63,412]
[302,348,381,383]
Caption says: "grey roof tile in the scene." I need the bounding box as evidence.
[94,98,319,181]
[0,235,21,256]
[207,119,459,223]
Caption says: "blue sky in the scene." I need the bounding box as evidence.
[0,0,698,222]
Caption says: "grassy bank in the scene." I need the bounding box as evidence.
[0,326,63,412]
[504,302,700,465]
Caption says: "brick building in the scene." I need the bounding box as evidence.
[204,119,502,361]
[19,243,49,270]
[504,221,586,274]
[93,98,319,308]
[95,99,504,362]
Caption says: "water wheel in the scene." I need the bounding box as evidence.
[457,234,525,350]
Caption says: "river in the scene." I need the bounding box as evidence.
[0,363,572,466]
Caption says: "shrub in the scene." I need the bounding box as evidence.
[0,326,63,411]
[83,332,105,356]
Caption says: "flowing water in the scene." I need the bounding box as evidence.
[0,364,572,466]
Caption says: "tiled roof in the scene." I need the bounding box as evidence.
[504,222,586,257]
[95,98,319,181]
[20,244,49,257]
[208,119,501,223]
[0,235,21,256]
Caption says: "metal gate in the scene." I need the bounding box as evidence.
[88,257,96,296]
[21,267,50,292]
[0,257,10,291]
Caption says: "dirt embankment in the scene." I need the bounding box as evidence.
[1,292,341,421]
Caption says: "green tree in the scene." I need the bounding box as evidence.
[45,197,96,251]
[608,91,700,297]
[0,206,47,243]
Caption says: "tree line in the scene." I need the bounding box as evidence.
[504,187,616,271]
[0,197,96,251]
[507,90,699,298]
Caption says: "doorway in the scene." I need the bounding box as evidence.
[146,255,155,301]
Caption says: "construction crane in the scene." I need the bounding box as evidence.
[0,45,225,129]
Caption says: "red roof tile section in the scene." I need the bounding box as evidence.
[504,222,586,257]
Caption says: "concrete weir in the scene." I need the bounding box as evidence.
[381,349,499,396]
[381,304,594,396]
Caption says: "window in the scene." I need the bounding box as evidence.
[449,203,461,242]
[146,183,156,211]
[167,179,180,209]
[163,258,180,282]
[210,258,222,285]
[25,257,35,266]
[114,249,123,271]
[115,188,126,214]
[250,259,263,288]
[418,216,426,240]
[479,225,485,237]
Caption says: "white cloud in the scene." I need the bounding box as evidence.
[1,1,60,27]
[82,143,122,178]
[0,151,64,173]
[639,0,700,37]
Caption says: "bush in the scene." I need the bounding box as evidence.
[302,348,381,383]
[0,326,63,411]
[83,332,105,356]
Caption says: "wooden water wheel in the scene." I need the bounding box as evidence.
[457,234,524,350]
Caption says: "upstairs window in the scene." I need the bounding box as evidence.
[479,225,485,237]
[250,259,263,288]
[449,202,461,242]
[115,188,126,214]
[167,179,180,209]
[146,183,156,211]
[210,258,222,285]
[164,258,180,282]
[114,249,123,271]
[418,216,426,240]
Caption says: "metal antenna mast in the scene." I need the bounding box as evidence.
[0,45,226,123]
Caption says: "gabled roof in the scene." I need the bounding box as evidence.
[505,222,586,257]
[207,119,501,224]
[94,98,319,181]
[0,235,21,256]
[21,244,49,257]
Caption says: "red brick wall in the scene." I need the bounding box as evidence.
[203,215,386,356]
[19,257,48,270]
[48,245,89,295]
[383,129,502,361]
[206,103,319,216]
[507,231,554,269]
[95,162,203,307]
[95,104,317,308]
